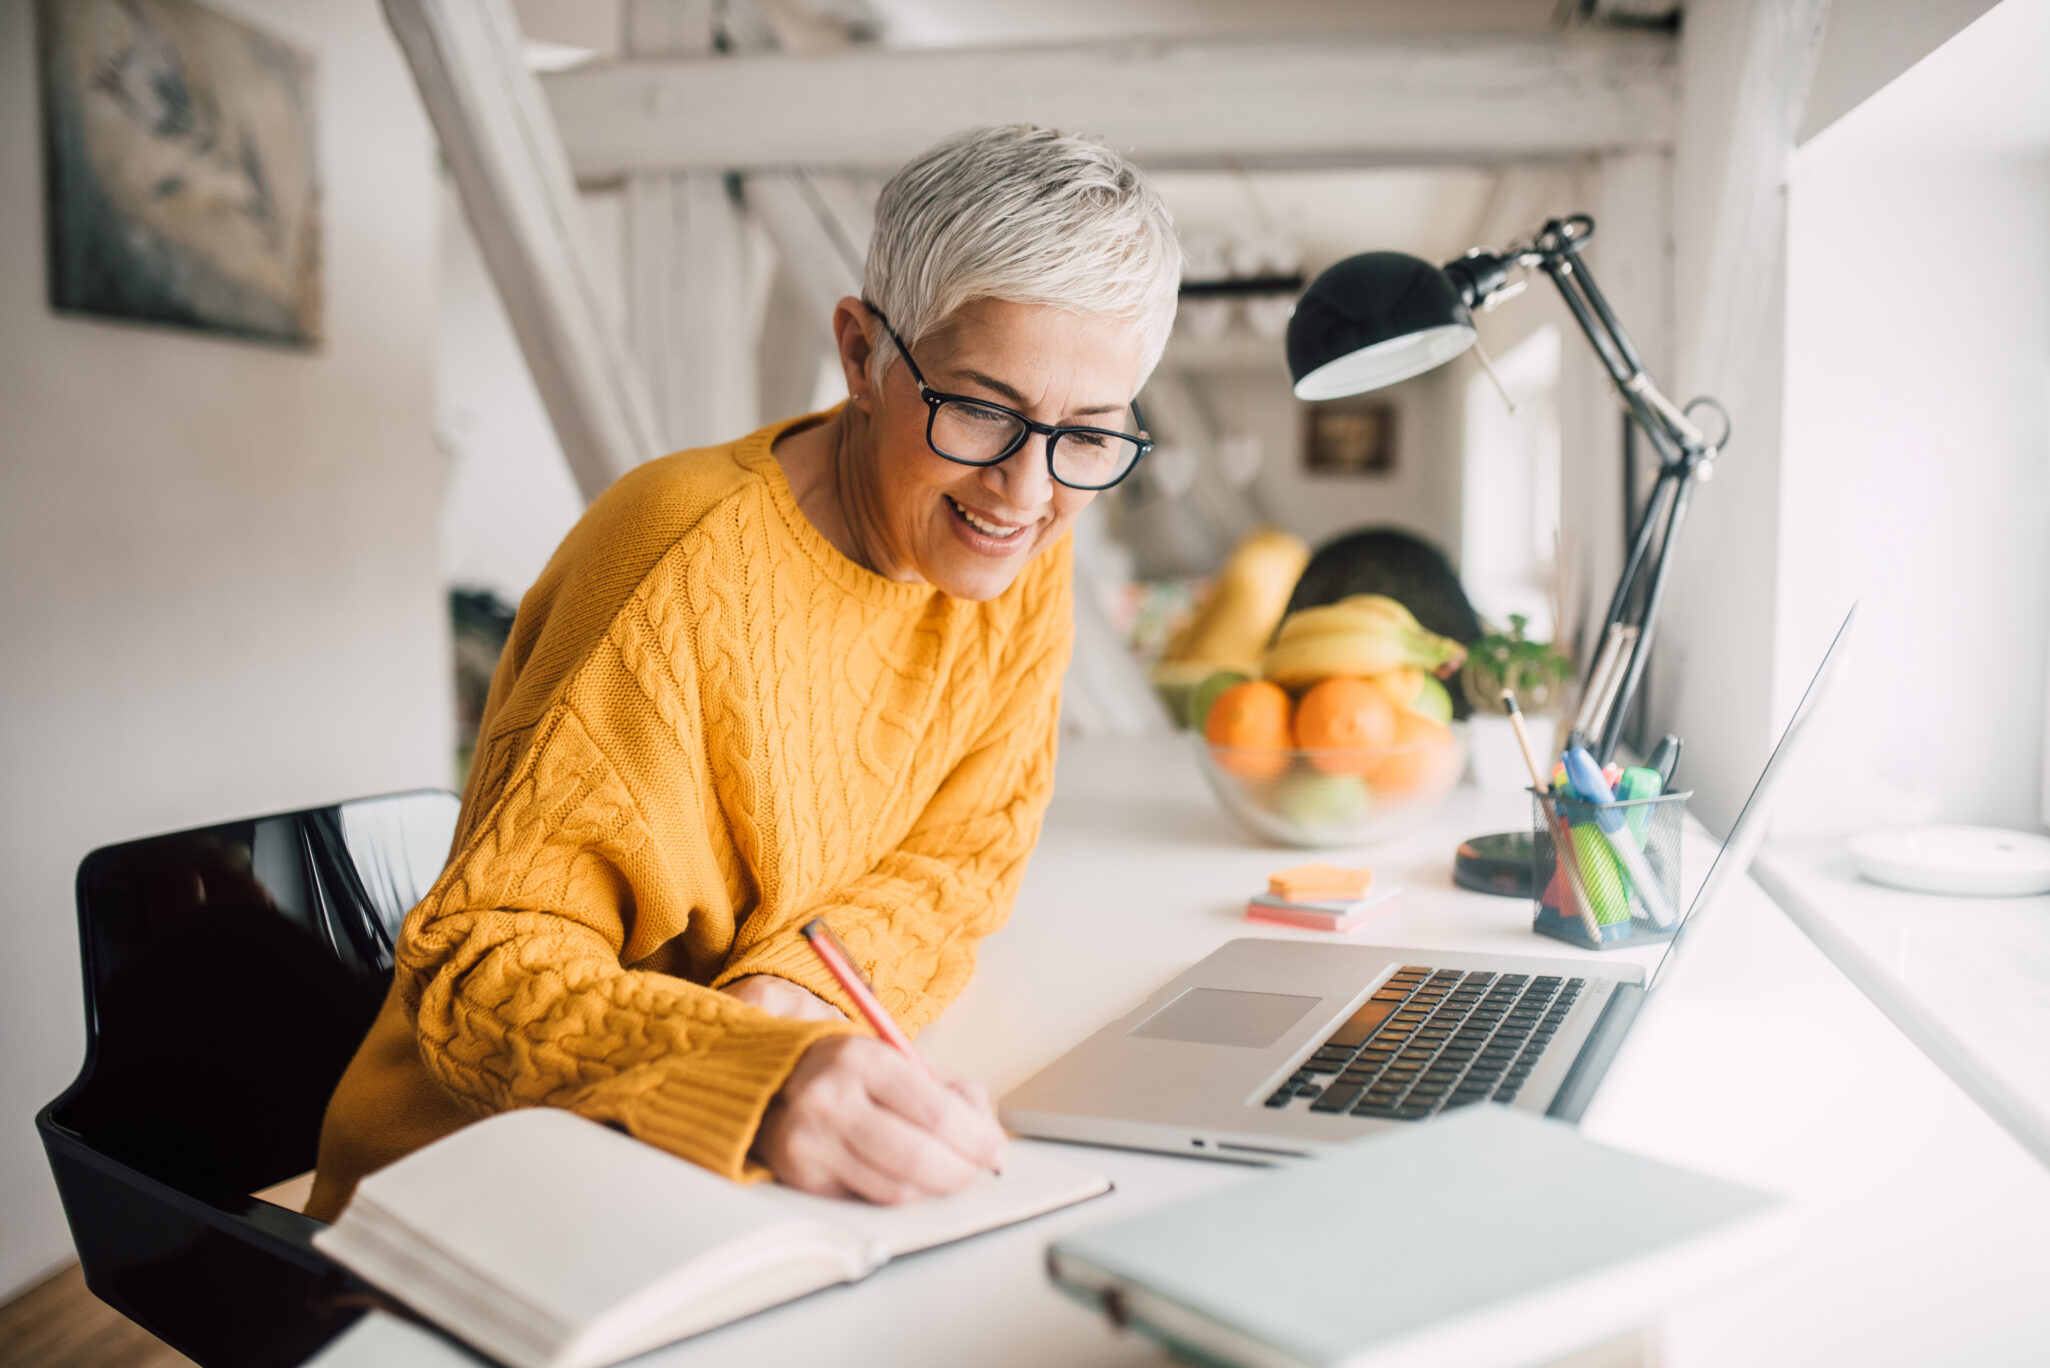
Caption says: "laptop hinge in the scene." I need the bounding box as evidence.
[1546,982,1645,1123]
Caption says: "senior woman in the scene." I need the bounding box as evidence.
[305,125,1181,1220]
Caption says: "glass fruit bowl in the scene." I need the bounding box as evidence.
[1192,726,1468,848]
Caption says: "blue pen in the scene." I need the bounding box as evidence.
[1562,748,1677,928]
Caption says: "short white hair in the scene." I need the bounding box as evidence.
[863,125,1182,390]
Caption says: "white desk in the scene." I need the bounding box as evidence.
[309,737,2050,1367]
[1753,838,2050,1170]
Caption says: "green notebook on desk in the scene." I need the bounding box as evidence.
[1047,1107,1793,1368]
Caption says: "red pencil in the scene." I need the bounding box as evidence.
[800,919,1002,1177]
[799,918,938,1079]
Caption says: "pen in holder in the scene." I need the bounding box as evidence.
[1530,788,1689,950]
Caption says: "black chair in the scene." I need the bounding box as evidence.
[37,790,460,1368]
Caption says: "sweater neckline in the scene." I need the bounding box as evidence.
[737,410,941,613]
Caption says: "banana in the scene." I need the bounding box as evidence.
[1262,632,1420,688]
[1273,602,1409,643]
[1337,594,1424,632]
[1263,601,1468,688]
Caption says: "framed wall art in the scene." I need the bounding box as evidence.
[38,0,322,346]
[1302,396,1397,476]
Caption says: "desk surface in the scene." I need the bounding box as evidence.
[309,737,2050,1368]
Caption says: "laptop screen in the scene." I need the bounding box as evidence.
[1645,605,1858,990]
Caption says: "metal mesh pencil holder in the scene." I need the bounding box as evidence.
[1530,788,1689,950]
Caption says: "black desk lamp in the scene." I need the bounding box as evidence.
[1286,216,1728,892]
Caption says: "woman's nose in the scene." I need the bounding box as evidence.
[981,434,1057,511]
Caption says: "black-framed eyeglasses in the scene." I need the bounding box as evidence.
[865,302,1152,491]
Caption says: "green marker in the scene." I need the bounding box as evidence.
[1618,766,1663,841]
[1568,824,1630,928]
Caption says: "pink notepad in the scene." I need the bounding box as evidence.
[1244,886,1401,932]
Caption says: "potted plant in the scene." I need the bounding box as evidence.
[1462,615,1574,716]
[1461,616,1573,791]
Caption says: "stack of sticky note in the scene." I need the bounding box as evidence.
[1246,863,1400,932]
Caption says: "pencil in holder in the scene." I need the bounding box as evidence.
[1530,788,1689,950]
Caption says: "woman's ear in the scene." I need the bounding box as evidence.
[831,298,876,413]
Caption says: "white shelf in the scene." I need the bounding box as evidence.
[1754,837,2050,1171]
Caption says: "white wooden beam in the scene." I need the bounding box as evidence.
[745,169,867,422]
[744,171,868,323]
[624,169,761,449]
[1678,0,1828,401]
[755,262,836,423]
[1650,0,1831,830]
[383,0,660,503]
[621,2,764,451]
[542,32,1680,179]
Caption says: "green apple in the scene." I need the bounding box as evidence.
[1149,661,1212,730]
[1187,669,1253,731]
[1275,771,1372,828]
[1411,675,1453,724]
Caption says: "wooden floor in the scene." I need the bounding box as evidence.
[0,1262,197,1368]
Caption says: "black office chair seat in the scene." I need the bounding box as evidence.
[37,791,460,1368]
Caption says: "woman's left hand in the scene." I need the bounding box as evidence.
[721,974,846,1022]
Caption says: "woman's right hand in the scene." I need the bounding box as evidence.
[752,1035,1008,1204]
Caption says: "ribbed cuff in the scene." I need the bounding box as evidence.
[711,931,868,1025]
[617,1011,855,1183]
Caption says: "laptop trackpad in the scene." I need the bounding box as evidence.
[1126,988,1322,1048]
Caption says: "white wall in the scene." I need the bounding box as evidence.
[1643,0,2035,835]
[0,0,449,1299]
[1773,90,2049,829]
[1192,360,1465,560]
[1461,324,1561,631]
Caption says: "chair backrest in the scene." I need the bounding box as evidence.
[49,790,459,1199]
[38,791,458,1366]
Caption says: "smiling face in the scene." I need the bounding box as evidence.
[836,296,1149,602]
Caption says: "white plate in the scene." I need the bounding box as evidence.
[1847,825,2050,897]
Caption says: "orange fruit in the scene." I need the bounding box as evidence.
[1369,710,1459,796]
[1294,676,1398,775]
[1204,679,1295,780]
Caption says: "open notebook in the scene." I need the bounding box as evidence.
[313,1108,1109,1368]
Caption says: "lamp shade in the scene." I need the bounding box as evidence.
[1286,252,1477,400]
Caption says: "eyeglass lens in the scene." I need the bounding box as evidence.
[929,398,1145,488]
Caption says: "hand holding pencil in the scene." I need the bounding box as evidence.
[743,921,1008,1203]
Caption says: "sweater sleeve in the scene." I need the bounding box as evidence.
[710,569,1073,1032]
[397,703,853,1181]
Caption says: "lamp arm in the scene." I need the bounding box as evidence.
[1597,460,1681,654]
[1451,216,1728,763]
[1596,474,1701,762]
[1536,246,1702,468]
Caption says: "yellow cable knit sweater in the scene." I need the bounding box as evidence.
[306,410,1071,1222]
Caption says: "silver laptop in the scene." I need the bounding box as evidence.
[1000,608,1855,1162]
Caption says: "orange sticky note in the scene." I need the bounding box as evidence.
[1268,863,1373,902]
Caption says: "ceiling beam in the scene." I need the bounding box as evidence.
[543,31,1679,179]
[385,0,660,502]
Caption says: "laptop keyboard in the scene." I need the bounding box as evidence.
[1262,967,1585,1119]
